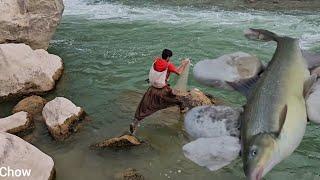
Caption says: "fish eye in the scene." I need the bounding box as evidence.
[250,149,258,157]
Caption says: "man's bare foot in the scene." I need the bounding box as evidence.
[129,123,136,135]
[180,107,189,113]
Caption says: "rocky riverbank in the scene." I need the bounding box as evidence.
[134,0,320,11]
[241,0,320,11]
[0,1,70,179]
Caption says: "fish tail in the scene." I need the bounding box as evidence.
[244,28,281,42]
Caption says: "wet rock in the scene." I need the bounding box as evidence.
[184,105,242,139]
[302,50,320,70]
[0,111,33,135]
[0,0,64,50]
[42,97,85,140]
[311,66,320,77]
[306,80,320,124]
[183,136,240,171]
[12,95,47,121]
[177,88,215,111]
[0,132,55,180]
[0,44,63,100]
[114,168,144,180]
[193,52,263,90]
[92,135,141,149]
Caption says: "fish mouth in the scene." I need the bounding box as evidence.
[249,166,264,180]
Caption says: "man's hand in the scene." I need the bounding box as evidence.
[176,58,190,75]
[181,59,190,65]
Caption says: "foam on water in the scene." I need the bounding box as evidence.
[63,0,320,49]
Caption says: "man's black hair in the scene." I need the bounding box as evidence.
[162,49,173,59]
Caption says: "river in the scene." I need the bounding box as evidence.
[2,0,320,179]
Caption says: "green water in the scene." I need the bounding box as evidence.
[2,0,320,179]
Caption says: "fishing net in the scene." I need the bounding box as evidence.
[174,59,190,93]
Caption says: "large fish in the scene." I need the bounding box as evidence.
[185,28,320,179]
[236,29,316,180]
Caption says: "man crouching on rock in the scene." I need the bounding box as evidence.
[130,49,189,134]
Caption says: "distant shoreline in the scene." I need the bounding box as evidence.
[238,0,320,11]
[202,0,320,11]
[153,0,320,11]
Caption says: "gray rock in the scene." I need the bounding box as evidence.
[0,0,64,50]
[306,80,320,124]
[311,66,320,77]
[0,44,63,99]
[184,105,242,139]
[193,52,263,89]
[0,132,55,180]
[183,136,240,171]
[42,97,84,140]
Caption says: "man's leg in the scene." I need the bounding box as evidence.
[130,86,180,134]
[129,118,140,135]
[129,87,152,134]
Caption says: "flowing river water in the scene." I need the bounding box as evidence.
[1,0,320,179]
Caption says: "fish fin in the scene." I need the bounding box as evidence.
[227,75,260,97]
[276,104,287,137]
[303,74,318,98]
[302,50,320,70]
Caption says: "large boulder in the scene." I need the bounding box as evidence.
[0,111,33,135]
[0,132,55,180]
[184,105,242,139]
[0,0,64,50]
[42,97,85,140]
[0,44,63,100]
[12,95,47,121]
[183,136,240,171]
[193,52,263,89]
[306,80,320,124]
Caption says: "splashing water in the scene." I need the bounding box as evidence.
[63,0,320,49]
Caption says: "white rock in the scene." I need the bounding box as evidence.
[183,136,240,171]
[42,97,84,140]
[0,0,64,50]
[0,111,33,134]
[0,44,63,99]
[184,105,242,139]
[306,80,320,124]
[193,52,263,89]
[0,132,55,180]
